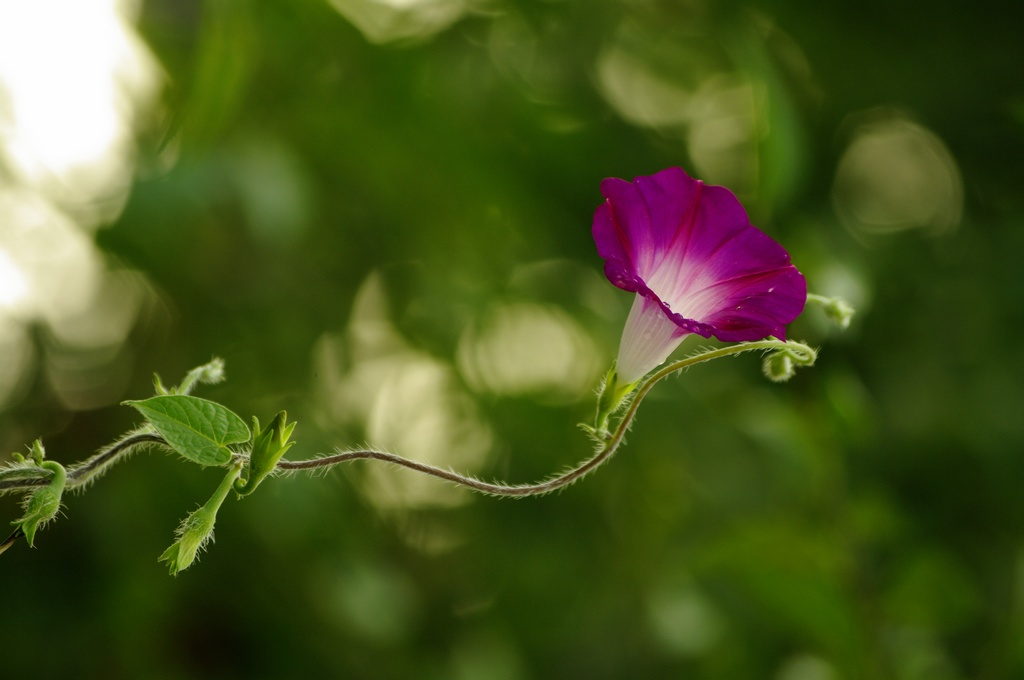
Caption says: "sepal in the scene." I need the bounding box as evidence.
[233,411,296,496]
[593,365,637,434]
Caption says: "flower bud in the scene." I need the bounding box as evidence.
[14,459,66,547]
[159,505,217,575]
[160,463,241,575]
[822,297,855,330]
[233,411,296,496]
[593,366,637,434]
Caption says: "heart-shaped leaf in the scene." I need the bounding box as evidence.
[124,395,251,466]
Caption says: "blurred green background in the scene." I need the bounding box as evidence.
[2,0,1023,678]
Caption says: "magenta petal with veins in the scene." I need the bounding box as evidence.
[593,167,806,384]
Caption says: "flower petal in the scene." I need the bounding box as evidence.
[615,294,689,386]
[593,167,806,379]
[592,179,654,294]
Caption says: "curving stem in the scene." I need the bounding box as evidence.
[1,340,815,501]
[277,339,816,497]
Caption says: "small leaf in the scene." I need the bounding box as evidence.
[124,395,250,466]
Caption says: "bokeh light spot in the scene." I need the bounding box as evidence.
[596,46,692,129]
[315,273,493,509]
[0,323,32,407]
[646,582,724,657]
[0,247,29,309]
[776,654,840,680]
[833,114,963,237]
[595,34,761,194]
[328,0,468,45]
[0,0,162,413]
[686,75,760,196]
[457,301,601,402]
[0,0,161,222]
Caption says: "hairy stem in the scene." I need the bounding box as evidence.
[2,340,813,500]
[278,339,813,496]
[1,432,167,494]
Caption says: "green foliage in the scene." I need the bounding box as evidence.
[2,0,1022,677]
[123,395,250,466]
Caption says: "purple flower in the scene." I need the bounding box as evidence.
[593,167,806,385]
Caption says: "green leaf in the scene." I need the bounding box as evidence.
[124,395,250,466]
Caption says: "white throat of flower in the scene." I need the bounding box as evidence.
[615,294,689,385]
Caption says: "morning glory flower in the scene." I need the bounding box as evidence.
[593,167,806,386]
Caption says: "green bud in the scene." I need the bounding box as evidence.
[807,293,855,330]
[159,463,241,575]
[234,411,296,497]
[159,508,216,575]
[153,373,170,395]
[176,358,226,395]
[762,351,796,383]
[822,298,855,330]
[30,439,46,465]
[593,366,637,435]
[13,459,66,548]
[155,358,227,397]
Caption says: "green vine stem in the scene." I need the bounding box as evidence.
[2,339,815,512]
[277,339,814,496]
[1,432,166,494]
